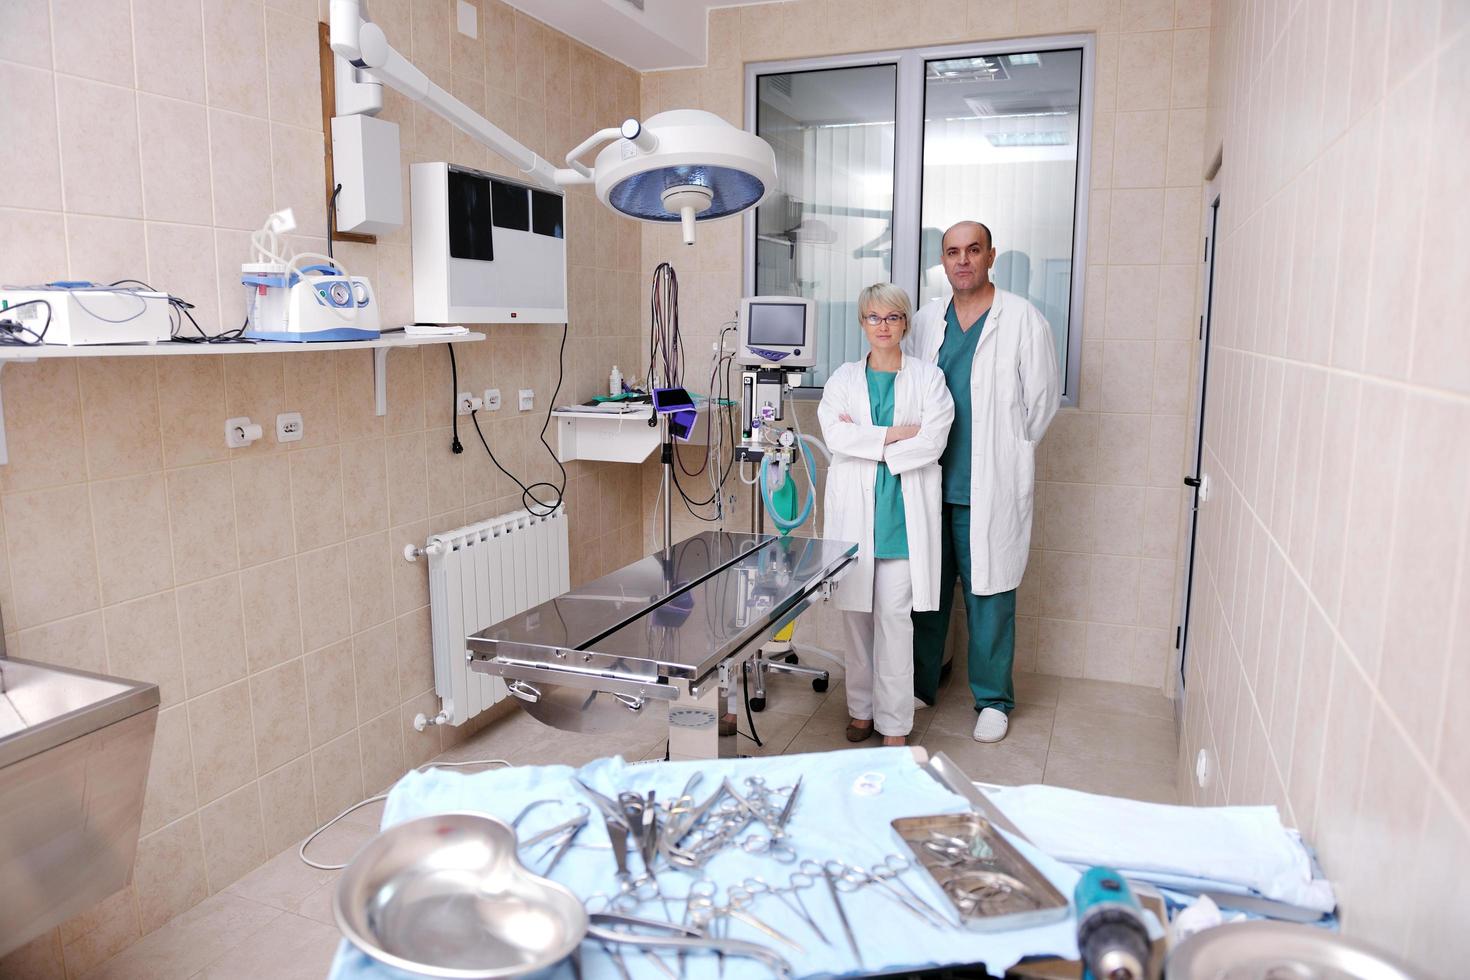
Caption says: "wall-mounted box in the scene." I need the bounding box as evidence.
[331,114,403,236]
[410,163,568,325]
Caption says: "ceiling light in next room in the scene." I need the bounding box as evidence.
[927,57,1008,82]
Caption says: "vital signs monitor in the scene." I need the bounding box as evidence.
[736,296,816,368]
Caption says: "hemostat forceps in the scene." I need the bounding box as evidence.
[518,804,589,875]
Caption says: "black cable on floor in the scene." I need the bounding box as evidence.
[740,661,763,748]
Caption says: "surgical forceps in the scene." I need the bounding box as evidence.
[867,854,958,926]
[586,876,664,916]
[687,883,805,954]
[814,861,863,967]
[517,803,590,876]
[739,833,798,862]
[618,790,661,872]
[923,829,997,867]
[825,858,951,929]
[739,875,830,945]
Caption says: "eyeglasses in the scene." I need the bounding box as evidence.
[862,313,906,326]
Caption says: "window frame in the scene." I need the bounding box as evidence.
[743,34,1097,406]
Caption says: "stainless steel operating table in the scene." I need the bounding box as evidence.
[466,531,858,760]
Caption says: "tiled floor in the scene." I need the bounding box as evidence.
[82,665,1178,978]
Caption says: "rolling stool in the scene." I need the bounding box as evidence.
[743,634,839,711]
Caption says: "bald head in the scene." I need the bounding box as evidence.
[943,220,993,251]
[940,220,996,297]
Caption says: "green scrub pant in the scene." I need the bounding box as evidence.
[911,503,1016,714]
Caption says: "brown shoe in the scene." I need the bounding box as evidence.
[881,734,907,747]
[846,719,875,742]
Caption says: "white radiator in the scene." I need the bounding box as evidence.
[423,506,570,725]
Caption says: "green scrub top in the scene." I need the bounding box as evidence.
[936,303,988,505]
[867,366,908,560]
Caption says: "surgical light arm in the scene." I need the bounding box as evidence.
[329,0,652,194]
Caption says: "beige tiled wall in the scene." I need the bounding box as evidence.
[639,0,1212,691]
[1176,1,1469,974]
[0,0,644,974]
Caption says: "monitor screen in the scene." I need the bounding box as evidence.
[652,387,695,413]
[747,302,807,347]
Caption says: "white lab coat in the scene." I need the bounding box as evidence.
[818,354,955,614]
[902,288,1061,595]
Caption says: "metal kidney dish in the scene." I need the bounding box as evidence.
[334,812,588,979]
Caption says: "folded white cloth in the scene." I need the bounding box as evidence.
[988,784,1336,913]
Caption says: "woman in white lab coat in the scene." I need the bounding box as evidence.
[818,283,955,746]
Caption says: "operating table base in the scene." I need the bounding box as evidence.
[665,682,739,761]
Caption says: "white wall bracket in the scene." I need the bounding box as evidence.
[374,346,389,416]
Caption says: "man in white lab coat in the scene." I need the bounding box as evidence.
[903,221,1060,742]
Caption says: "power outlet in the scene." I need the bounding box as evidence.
[483,388,502,411]
[457,391,482,415]
[518,388,534,411]
[276,412,303,443]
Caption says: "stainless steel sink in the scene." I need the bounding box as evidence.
[0,656,160,957]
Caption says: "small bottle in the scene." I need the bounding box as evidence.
[609,365,623,397]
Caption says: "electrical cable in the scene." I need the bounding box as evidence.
[328,183,343,260]
[668,323,742,522]
[299,758,512,870]
[785,388,821,532]
[106,278,250,344]
[461,321,569,517]
[0,299,52,346]
[740,656,763,748]
[447,344,464,455]
[646,262,684,392]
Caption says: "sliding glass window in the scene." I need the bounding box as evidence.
[753,65,897,388]
[747,38,1093,403]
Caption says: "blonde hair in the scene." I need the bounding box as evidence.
[857,282,912,323]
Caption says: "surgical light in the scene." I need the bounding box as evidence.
[583,112,774,245]
[328,0,774,245]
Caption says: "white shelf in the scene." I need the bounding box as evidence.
[552,405,659,463]
[0,331,484,465]
[551,401,709,463]
[0,330,484,360]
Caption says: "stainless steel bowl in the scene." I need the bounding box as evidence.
[334,812,589,979]
[1167,921,1421,980]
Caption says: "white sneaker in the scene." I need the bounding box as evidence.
[913,696,928,710]
[973,707,1009,743]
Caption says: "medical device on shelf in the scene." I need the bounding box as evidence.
[0,283,173,345]
[410,164,567,325]
[736,295,816,368]
[737,296,816,459]
[241,208,381,342]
